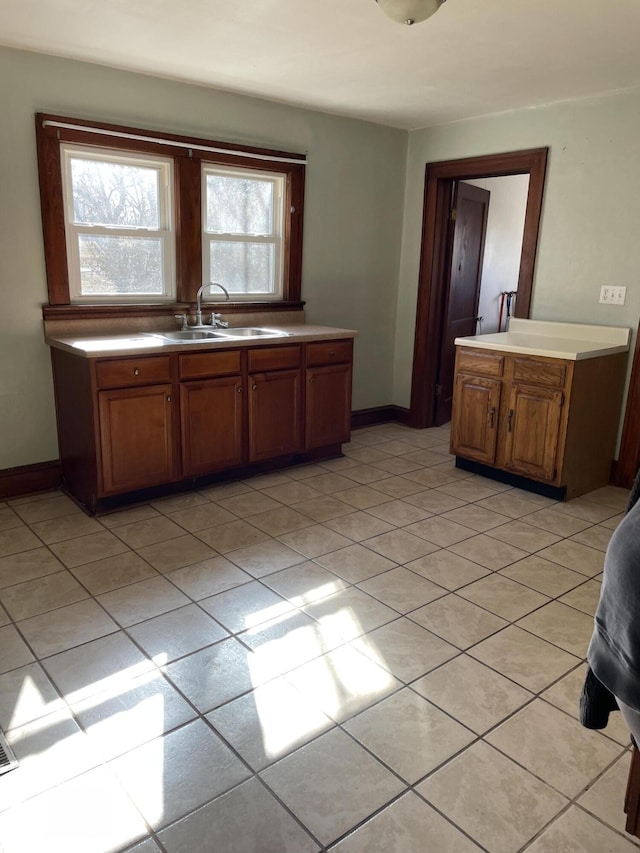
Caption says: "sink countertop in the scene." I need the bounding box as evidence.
[46,324,358,359]
[455,319,631,361]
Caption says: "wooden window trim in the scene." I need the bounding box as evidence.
[36,113,305,313]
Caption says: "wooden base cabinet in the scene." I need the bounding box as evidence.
[178,349,244,477]
[451,345,628,499]
[450,374,501,465]
[248,345,303,461]
[305,340,353,450]
[98,385,176,495]
[180,377,244,477]
[51,337,354,512]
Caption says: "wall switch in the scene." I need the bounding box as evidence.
[600,286,627,305]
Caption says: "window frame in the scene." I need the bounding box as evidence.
[61,144,175,304]
[36,113,305,315]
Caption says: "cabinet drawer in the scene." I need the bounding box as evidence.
[512,357,567,388]
[95,356,172,389]
[306,340,352,366]
[248,345,301,372]
[457,348,504,377]
[179,350,241,380]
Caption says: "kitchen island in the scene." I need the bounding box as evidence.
[450,319,631,500]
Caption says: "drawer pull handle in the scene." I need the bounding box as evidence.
[133,368,141,376]
[507,409,514,432]
[489,406,496,428]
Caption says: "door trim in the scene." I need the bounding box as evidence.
[409,147,548,428]
[614,325,640,487]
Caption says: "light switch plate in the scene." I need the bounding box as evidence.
[600,286,626,305]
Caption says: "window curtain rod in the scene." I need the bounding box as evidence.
[42,120,306,165]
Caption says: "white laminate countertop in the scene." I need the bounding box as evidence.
[455,319,631,361]
[46,324,358,359]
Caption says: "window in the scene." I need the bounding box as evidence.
[36,114,305,312]
[203,165,285,300]
[61,146,174,302]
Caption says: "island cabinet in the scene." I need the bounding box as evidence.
[451,345,628,499]
[50,336,354,512]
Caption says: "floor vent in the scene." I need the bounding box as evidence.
[0,731,18,775]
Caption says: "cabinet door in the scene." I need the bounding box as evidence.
[306,363,352,449]
[503,383,564,481]
[98,384,176,494]
[450,373,501,464]
[180,376,244,477]
[248,369,302,461]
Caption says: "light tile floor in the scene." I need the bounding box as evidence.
[0,422,637,852]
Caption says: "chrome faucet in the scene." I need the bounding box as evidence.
[194,282,230,328]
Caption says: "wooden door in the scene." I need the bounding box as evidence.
[434,182,490,425]
[503,383,564,481]
[180,376,244,477]
[98,384,176,494]
[450,373,501,464]
[306,363,352,449]
[248,369,302,461]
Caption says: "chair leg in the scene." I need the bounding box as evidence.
[625,743,640,836]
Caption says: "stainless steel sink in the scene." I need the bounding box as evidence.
[146,327,291,344]
[213,327,290,339]
[146,330,226,342]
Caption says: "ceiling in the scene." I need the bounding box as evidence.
[2,0,640,130]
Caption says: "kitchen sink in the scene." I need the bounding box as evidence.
[146,330,226,342]
[213,327,290,338]
[146,327,290,343]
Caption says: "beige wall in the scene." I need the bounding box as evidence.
[0,47,407,469]
[393,88,640,408]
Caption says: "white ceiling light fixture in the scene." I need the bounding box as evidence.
[376,0,446,26]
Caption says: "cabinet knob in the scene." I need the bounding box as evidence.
[166,395,172,402]
[252,384,257,391]
[237,386,243,393]
[309,377,315,384]
[133,368,141,376]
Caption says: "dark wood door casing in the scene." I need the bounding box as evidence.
[435,181,490,425]
[410,147,548,429]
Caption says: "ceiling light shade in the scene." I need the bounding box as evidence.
[376,0,446,25]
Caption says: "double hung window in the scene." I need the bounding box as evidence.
[36,114,305,310]
[62,146,174,302]
[203,165,285,300]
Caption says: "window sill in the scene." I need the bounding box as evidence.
[42,301,305,321]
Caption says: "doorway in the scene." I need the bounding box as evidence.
[408,147,548,429]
